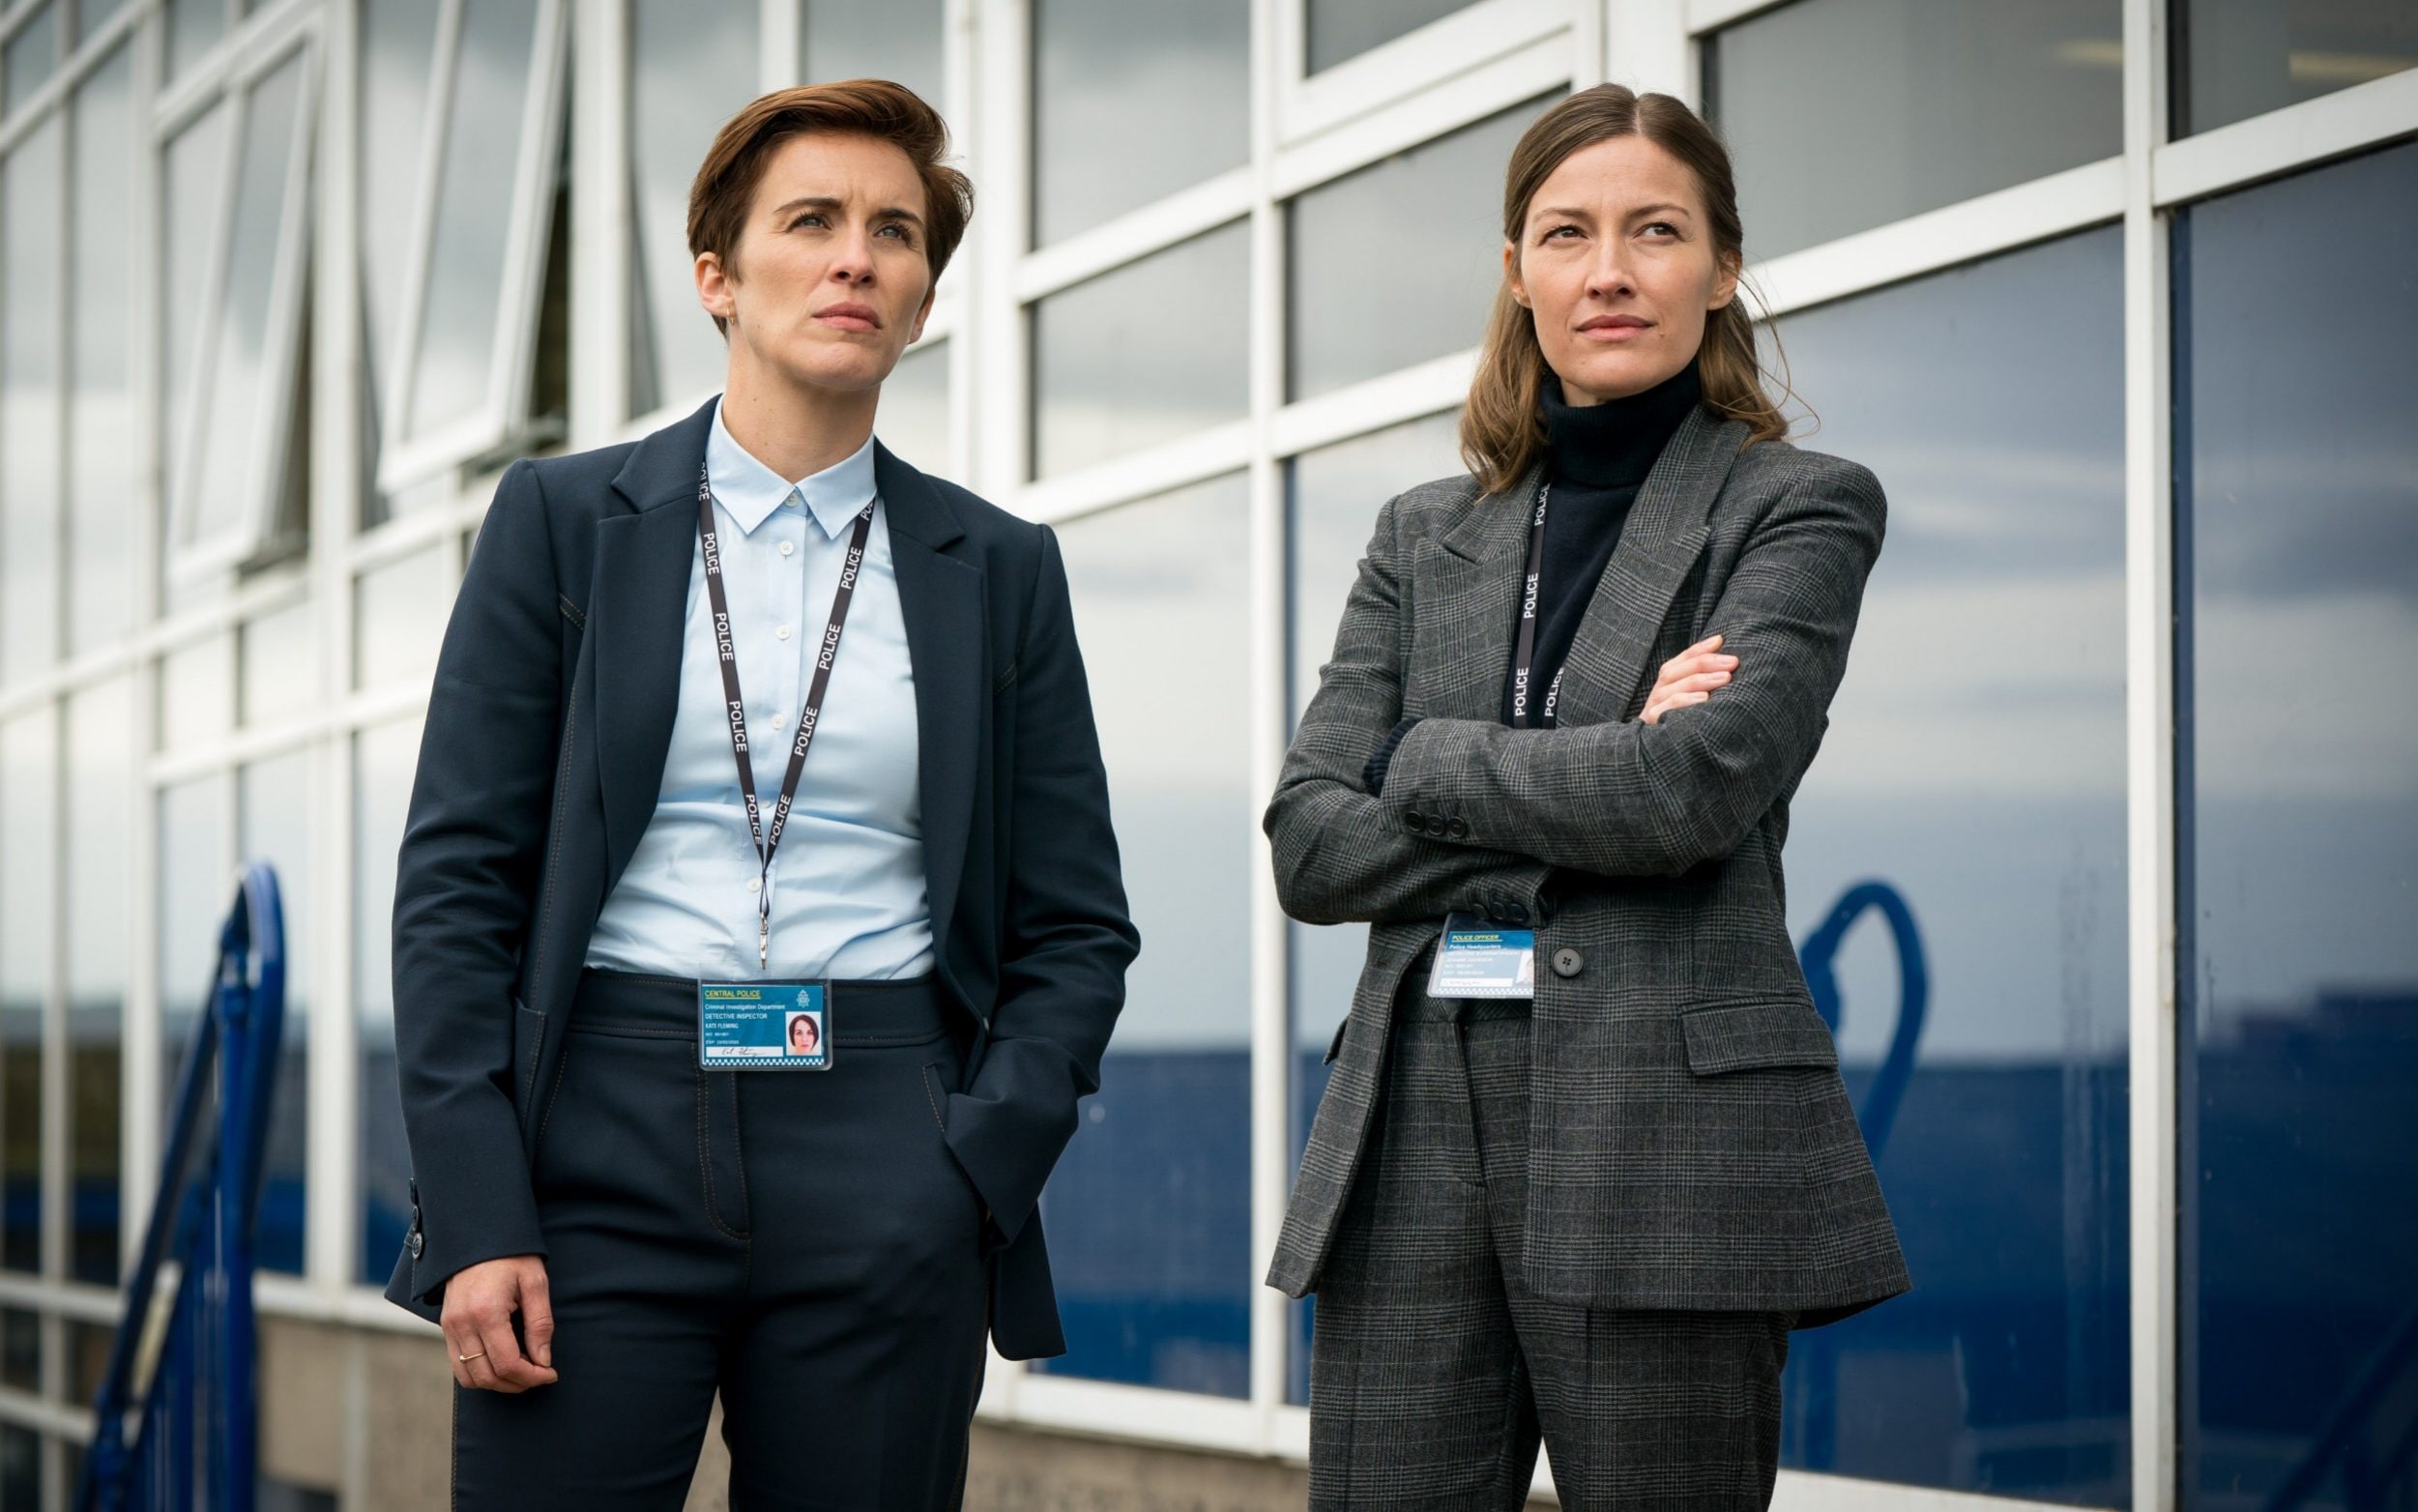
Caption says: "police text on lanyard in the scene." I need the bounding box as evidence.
[1507,480,1562,729]
[695,462,877,968]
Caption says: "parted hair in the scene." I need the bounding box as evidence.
[687,79,976,338]
[1462,84,1791,494]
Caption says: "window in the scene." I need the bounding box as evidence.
[0,710,52,1275]
[1770,227,2131,1503]
[1030,221,1250,478]
[2178,138,2418,1509]
[69,44,135,655]
[356,718,422,1285]
[1305,0,1472,74]
[2,118,63,683]
[358,0,443,522]
[1039,474,1255,1397]
[66,680,131,1286]
[2,3,59,110]
[2179,0,2418,135]
[1286,100,1543,402]
[1030,0,1246,246]
[803,0,944,111]
[1704,0,2121,258]
[158,776,231,1130]
[876,339,949,476]
[241,752,312,1275]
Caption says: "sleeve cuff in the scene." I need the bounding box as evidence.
[1360,716,1422,796]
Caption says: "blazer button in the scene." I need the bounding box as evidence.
[1446,817,1469,839]
[1551,947,1585,978]
[407,1228,424,1260]
[1500,903,1529,925]
[1404,809,1427,831]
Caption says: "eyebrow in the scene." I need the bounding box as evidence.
[770,195,926,227]
[1534,201,1695,222]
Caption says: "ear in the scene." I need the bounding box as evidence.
[696,249,737,323]
[1707,247,1740,312]
[1502,240,1529,309]
[906,283,937,346]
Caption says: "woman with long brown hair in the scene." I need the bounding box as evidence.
[1267,84,1908,1509]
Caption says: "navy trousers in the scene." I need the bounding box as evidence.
[451,970,990,1510]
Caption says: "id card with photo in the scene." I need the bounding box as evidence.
[698,981,830,1069]
[1425,914,1537,1000]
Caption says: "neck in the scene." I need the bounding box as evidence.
[719,352,879,484]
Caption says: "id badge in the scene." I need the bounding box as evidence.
[698,981,830,1069]
[1425,914,1537,1000]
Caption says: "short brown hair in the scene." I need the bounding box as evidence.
[686,79,975,338]
[1462,85,1790,494]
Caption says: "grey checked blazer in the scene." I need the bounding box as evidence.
[1267,402,1910,1325]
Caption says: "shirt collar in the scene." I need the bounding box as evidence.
[706,395,880,539]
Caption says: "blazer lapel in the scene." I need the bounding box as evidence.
[874,444,981,964]
[592,396,719,891]
[1550,405,1747,727]
[1408,462,1544,720]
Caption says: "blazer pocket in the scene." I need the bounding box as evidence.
[1322,1016,1350,1066]
[513,999,547,1105]
[1679,1001,1839,1075]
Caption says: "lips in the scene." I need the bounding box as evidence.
[815,303,880,332]
[1580,315,1649,333]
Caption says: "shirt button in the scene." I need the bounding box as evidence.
[775,625,792,640]
[778,540,795,557]
[745,879,761,893]
[768,713,785,731]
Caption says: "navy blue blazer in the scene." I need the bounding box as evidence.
[382,394,1139,1360]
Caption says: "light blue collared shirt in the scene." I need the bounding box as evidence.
[585,398,935,981]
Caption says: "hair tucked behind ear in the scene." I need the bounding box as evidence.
[1461,84,1797,494]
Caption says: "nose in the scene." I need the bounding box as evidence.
[829,224,876,285]
[1585,239,1635,302]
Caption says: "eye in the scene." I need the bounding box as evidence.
[789,212,825,230]
[1642,220,1679,238]
[1541,223,1581,242]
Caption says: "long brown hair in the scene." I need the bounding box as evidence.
[1461,84,1792,493]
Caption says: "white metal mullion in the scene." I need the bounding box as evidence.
[1011,167,1252,305]
[969,0,1028,500]
[2120,0,2177,1503]
[568,0,631,448]
[306,0,364,1298]
[1682,0,1787,34]
[1280,0,1571,146]
[1573,0,1606,89]
[1244,0,1287,1443]
[481,0,568,456]
[162,73,246,583]
[1602,0,1690,97]
[941,0,975,482]
[759,0,800,92]
[1269,35,1569,201]
[2151,65,2418,206]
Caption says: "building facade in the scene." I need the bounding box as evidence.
[0,0,2413,1506]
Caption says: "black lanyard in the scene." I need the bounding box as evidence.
[1507,480,1563,729]
[695,461,877,968]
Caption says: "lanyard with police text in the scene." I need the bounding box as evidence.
[1507,480,1562,729]
[696,461,877,968]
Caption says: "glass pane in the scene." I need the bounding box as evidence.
[66,680,130,1287]
[239,598,316,727]
[1706,0,2121,259]
[70,45,135,655]
[1280,409,1466,1403]
[3,119,63,684]
[162,101,231,538]
[1287,99,1542,402]
[360,0,443,521]
[166,0,222,78]
[1763,227,2130,1502]
[1037,473,1253,1396]
[1307,0,1470,73]
[804,0,944,113]
[158,775,230,1125]
[159,631,234,749]
[626,0,755,420]
[356,717,420,1284]
[0,1309,34,1389]
[1030,0,1246,245]
[240,752,310,1275]
[405,0,543,441]
[0,711,52,1275]
[74,0,130,40]
[2,3,57,108]
[2183,0,2418,134]
[2180,139,2418,1510]
[355,544,453,690]
[186,50,306,552]
[0,1425,37,1510]
[1031,219,1249,478]
[877,339,948,476]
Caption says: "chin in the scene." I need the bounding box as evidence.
[1559,349,1670,403]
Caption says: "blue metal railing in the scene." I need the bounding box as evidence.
[77,863,286,1512]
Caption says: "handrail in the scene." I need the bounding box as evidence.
[76,863,286,1512]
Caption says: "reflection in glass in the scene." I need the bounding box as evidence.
[1770,227,2131,1503]
[357,718,421,1283]
[1281,410,1467,1403]
[162,102,230,546]
[2182,0,2418,135]
[360,0,443,524]
[805,0,943,108]
[356,545,454,691]
[1030,0,1246,245]
[0,711,51,1274]
[186,51,306,552]
[70,46,135,654]
[1031,220,1249,478]
[1288,100,1540,402]
[1307,0,1470,73]
[2,3,57,108]
[241,753,311,1275]
[1706,0,2120,258]
[66,681,130,1286]
[627,0,756,420]
[877,339,948,476]
[1038,474,1253,1396]
[159,776,230,1136]
[3,120,63,684]
[405,0,545,441]
[166,0,222,78]
[2180,139,2418,1510]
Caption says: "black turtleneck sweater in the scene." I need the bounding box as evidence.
[1363,357,1703,795]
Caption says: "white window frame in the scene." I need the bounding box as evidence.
[373,0,567,497]
[1275,0,1571,146]
[160,21,319,587]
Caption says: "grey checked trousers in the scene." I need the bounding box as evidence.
[1308,975,1792,1511]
